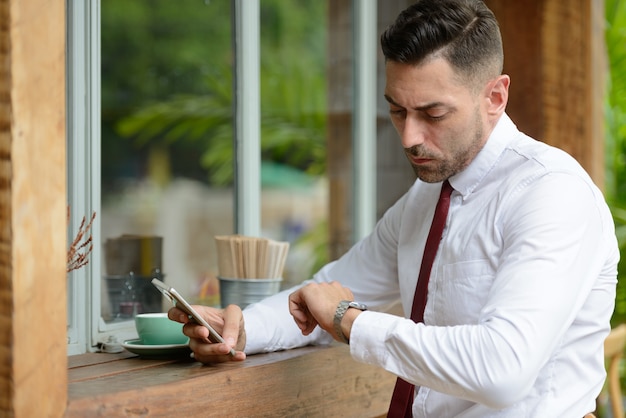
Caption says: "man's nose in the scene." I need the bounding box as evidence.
[400,116,427,149]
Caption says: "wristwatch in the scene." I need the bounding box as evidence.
[333,300,368,344]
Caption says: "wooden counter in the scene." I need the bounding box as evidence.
[67,344,395,417]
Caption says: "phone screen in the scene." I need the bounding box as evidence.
[151,278,236,356]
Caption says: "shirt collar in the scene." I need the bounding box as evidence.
[448,113,518,198]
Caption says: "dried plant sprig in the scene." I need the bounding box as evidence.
[67,209,97,273]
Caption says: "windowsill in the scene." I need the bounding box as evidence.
[66,344,395,417]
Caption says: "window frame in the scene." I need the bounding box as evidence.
[66,0,102,355]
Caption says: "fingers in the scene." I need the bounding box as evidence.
[288,281,355,336]
[222,304,246,349]
[189,338,246,364]
[289,290,318,335]
[182,320,210,340]
[169,303,247,364]
[168,306,192,324]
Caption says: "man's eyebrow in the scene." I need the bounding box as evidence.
[383,94,447,111]
[384,94,402,107]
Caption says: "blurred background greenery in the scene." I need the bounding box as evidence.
[606,0,626,327]
[102,0,327,193]
[100,0,331,291]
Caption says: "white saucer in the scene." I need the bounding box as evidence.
[122,339,192,358]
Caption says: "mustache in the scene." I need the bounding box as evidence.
[404,145,435,159]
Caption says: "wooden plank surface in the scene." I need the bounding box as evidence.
[1,0,67,417]
[67,344,396,418]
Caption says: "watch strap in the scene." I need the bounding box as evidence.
[333,300,368,344]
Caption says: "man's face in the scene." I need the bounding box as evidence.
[384,57,490,183]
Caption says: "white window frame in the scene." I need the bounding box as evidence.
[66,0,101,355]
[66,0,377,355]
[352,0,377,240]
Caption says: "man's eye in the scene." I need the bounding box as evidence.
[389,108,405,116]
[426,112,446,121]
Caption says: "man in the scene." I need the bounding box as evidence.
[170,1,619,416]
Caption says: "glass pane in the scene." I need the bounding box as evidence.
[100,0,234,322]
[100,1,335,325]
[258,0,331,289]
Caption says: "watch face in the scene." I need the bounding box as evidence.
[348,301,368,310]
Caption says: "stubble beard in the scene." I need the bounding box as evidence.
[408,113,485,184]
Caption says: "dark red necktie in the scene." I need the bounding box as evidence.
[387,180,454,418]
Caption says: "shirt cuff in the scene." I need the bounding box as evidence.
[242,289,334,354]
[349,310,402,366]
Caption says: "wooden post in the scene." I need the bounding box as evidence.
[486,0,606,185]
[0,0,67,416]
[327,0,354,260]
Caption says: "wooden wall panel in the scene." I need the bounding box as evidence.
[541,0,606,186]
[486,0,545,142]
[1,0,67,416]
[0,0,15,414]
[486,0,606,184]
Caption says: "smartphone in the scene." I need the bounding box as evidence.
[151,278,236,356]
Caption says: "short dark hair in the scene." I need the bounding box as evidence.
[381,0,503,87]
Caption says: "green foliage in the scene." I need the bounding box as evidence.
[293,219,331,276]
[105,0,328,187]
[115,66,235,185]
[606,0,626,197]
[116,59,328,186]
[606,0,626,325]
[101,0,233,190]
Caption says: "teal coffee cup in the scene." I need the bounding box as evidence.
[134,312,189,345]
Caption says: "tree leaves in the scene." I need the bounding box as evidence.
[107,1,328,187]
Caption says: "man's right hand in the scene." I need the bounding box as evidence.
[168,304,247,364]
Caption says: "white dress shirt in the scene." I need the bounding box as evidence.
[243,114,619,417]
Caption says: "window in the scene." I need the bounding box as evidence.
[97,1,237,333]
[67,0,391,355]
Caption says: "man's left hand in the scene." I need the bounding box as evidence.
[288,281,354,339]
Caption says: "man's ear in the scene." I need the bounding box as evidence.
[485,74,510,118]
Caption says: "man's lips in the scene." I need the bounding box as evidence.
[408,155,433,165]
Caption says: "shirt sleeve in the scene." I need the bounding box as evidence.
[243,286,334,354]
[242,188,413,354]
